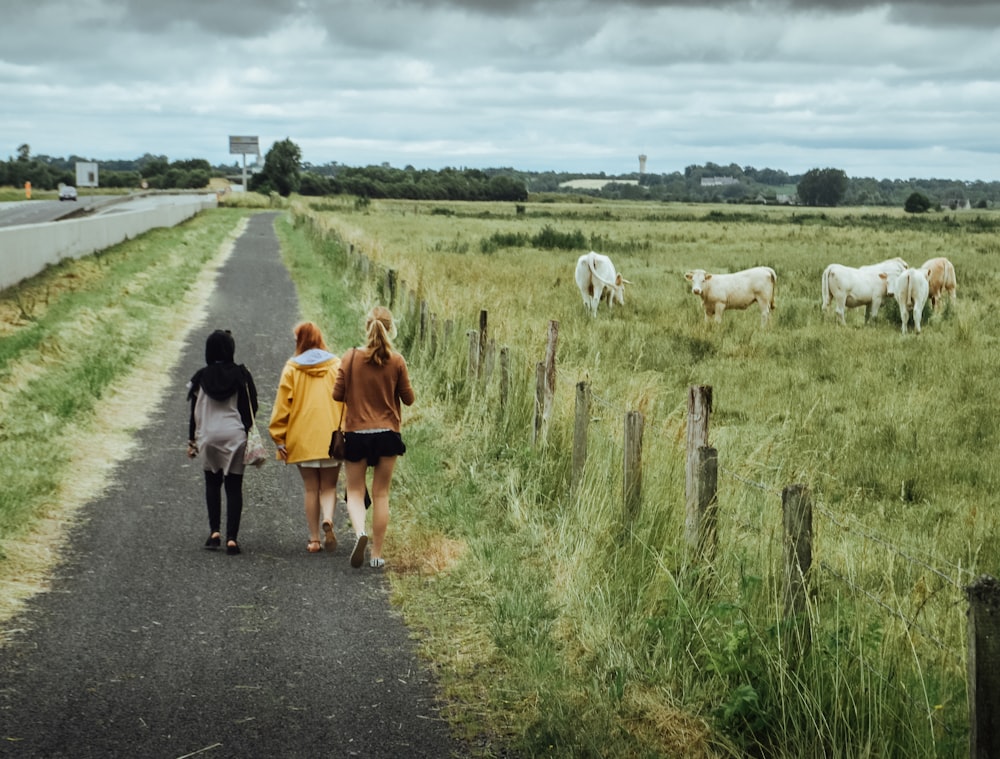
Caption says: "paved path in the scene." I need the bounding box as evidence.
[0,213,462,758]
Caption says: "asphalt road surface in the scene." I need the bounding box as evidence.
[0,213,464,758]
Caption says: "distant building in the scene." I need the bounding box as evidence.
[638,154,647,174]
[558,179,639,190]
[700,176,739,187]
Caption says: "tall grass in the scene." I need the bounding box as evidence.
[283,197,996,757]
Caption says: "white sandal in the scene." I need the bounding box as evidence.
[369,557,385,569]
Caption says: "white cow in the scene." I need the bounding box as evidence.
[575,251,629,317]
[919,257,957,310]
[684,266,776,326]
[894,267,930,335]
[821,258,909,326]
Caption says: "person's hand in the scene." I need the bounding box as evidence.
[186,441,198,459]
[276,444,288,462]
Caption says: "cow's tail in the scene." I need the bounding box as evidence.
[587,254,617,290]
[821,266,832,311]
[769,268,777,311]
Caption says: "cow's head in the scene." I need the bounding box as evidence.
[611,273,631,305]
[684,270,710,295]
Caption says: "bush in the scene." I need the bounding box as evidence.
[904,192,932,214]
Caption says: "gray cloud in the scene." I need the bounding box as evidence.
[2,0,999,179]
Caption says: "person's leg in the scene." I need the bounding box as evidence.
[368,456,397,561]
[344,459,370,566]
[320,464,340,549]
[223,472,244,548]
[298,466,322,547]
[204,470,223,544]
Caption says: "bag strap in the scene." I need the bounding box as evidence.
[245,383,256,426]
[337,349,357,433]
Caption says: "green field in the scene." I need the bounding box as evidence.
[282,197,1000,757]
[2,195,996,757]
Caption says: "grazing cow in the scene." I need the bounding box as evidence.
[684,266,776,326]
[575,251,629,317]
[821,258,909,326]
[895,267,930,334]
[919,257,957,310]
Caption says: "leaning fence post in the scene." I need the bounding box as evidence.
[572,382,591,493]
[782,484,813,657]
[967,574,1000,759]
[623,411,643,522]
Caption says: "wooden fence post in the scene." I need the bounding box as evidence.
[685,446,718,562]
[467,330,480,382]
[384,268,397,308]
[499,347,510,411]
[483,340,496,385]
[478,310,488,380]
[572,381,590,493]
[623,411,644,521]
[967,574,1000,758]
[686,385,712,526]
[542,320,558,430]
[533,361,545,445]
[419,299,429,346]
[782,484,813,658]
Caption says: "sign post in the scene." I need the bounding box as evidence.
[228,136,260,190]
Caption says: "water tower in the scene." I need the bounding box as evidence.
[638,154,647,174]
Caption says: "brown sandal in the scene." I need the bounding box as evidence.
[322,521,337,551]
[306,540,322,553]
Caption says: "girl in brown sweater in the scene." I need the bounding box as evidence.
[333,306,415,568]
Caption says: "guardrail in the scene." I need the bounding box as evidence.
[0,193,218,292]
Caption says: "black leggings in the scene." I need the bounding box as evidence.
[204,470,244,542]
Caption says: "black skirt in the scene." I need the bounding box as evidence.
[343,430,406,466]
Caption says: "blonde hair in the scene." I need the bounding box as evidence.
[293,321,327,355]
[364,306,396,366]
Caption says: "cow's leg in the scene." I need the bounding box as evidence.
[713,303,726,324]
[758,297,770,327]
[835,303,846,326]
[869,297,882,322]
[899,303,909,335]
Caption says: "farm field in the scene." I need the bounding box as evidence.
[285,197,1000,758]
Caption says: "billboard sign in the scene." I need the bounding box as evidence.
[229,135,260,155]
[76,161,99,188]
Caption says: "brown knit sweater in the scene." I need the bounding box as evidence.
[332,348,414,432]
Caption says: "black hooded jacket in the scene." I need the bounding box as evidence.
[187,330,258,440]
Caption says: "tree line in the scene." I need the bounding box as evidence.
[5,140,999,210]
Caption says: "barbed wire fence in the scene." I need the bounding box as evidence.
[315,215,1000,757]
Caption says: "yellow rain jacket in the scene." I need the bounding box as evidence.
[268,349,345,463]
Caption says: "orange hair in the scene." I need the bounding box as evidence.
[294,321,327,355]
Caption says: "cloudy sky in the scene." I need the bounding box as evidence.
[3,0,1000,180]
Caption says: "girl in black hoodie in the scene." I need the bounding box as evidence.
[186,329,258,555]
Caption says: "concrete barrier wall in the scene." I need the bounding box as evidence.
[0,194,218,291]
